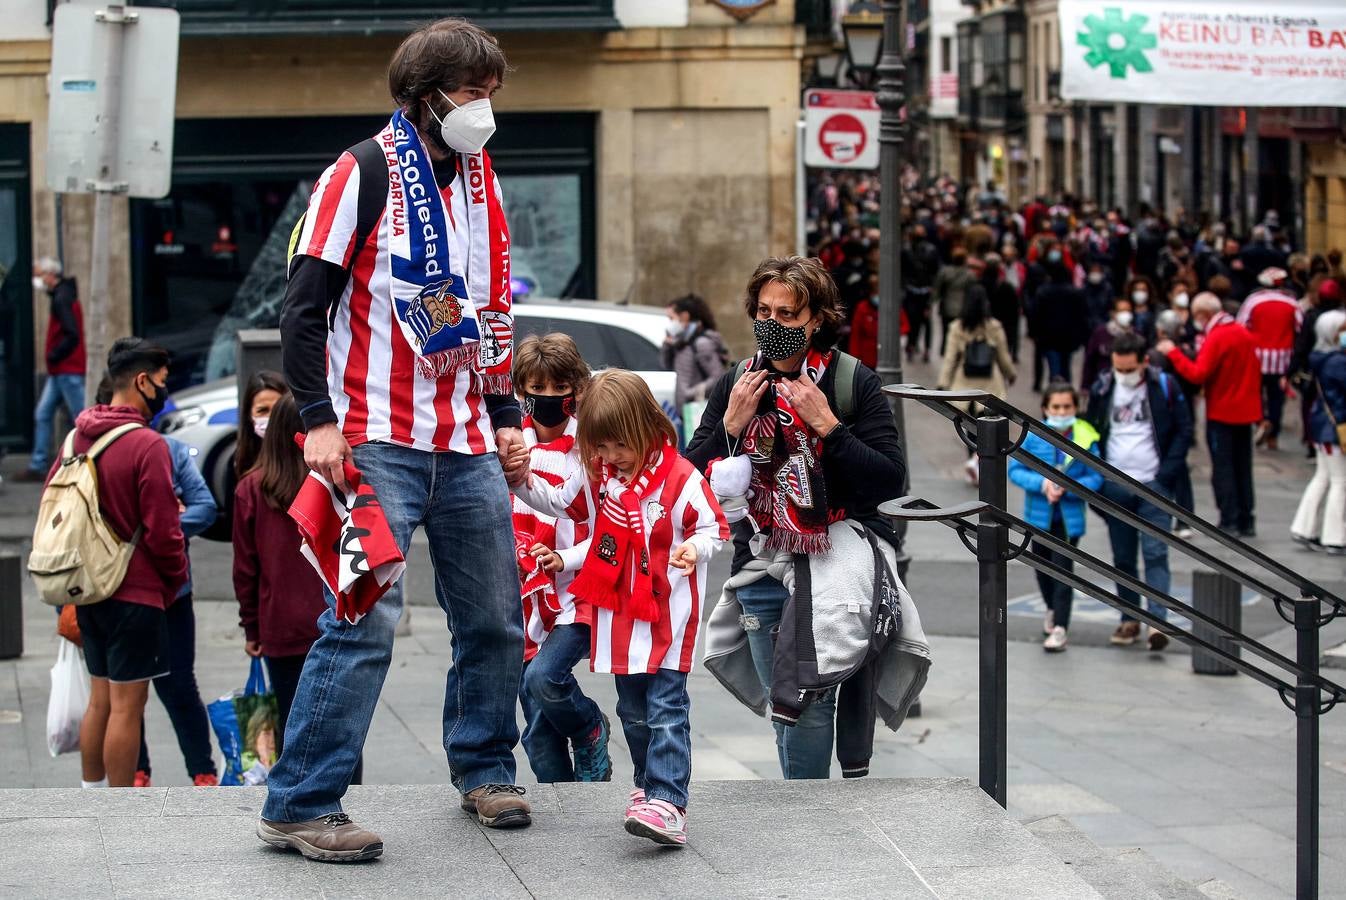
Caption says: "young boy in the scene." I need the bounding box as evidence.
[56,338,188,788]
[511,333,612,782]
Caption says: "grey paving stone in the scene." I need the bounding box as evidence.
[921,861,1103,899]
[0,817,113,897]
[0,786,167,818]
[304,816,528,900]
[863,780,1062,870]
[482,810,722,900]
[108,855,321,899]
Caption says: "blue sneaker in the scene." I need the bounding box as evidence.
[573,713,613,782]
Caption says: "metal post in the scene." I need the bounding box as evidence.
[1294,595,1320,900]
[976,415,1009,808]
[876,0,910,572]
[84,5,135,406]
[795,118,807,257]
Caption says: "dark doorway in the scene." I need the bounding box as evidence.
[0,124,35,451]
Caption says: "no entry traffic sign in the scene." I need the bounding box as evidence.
[803,89,880,170]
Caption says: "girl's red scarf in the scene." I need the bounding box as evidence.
[742,349,834,554]
[569,442,676,622]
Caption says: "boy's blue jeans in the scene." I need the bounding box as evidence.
[519,623,602,782]
[262,443,524,823]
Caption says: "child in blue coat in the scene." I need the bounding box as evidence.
[1009,381,1105,652]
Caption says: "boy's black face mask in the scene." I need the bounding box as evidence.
[524,393,575,428]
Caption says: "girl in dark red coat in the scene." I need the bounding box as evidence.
[233,393,359,781]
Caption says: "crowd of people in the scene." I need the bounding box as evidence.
[809,168,1346,652]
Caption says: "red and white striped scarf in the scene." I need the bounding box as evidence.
[743,348,835,554]
[568,442,677,622]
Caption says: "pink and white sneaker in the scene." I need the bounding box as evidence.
[624,798,687,846]
[626,789,646,815]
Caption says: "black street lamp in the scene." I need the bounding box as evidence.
[843,0,910,572]
[841,1,884,88]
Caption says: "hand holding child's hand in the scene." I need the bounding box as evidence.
[530,543,564,573]
[670,542,698,574]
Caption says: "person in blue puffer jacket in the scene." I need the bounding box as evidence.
[1010,381,1105,653]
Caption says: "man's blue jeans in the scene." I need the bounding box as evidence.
[29,373,85,473]
[614,668,692,808]
[519,623,601,783]
[1100,479,1171,622]
[1043,349,1074,384]
[262,443,524,823]
[736,576,836,779]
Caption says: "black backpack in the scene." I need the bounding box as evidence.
[962,338,995,378]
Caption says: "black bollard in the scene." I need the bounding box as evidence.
[0,554,22,660]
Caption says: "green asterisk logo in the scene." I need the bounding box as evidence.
[1078,7,1157,79]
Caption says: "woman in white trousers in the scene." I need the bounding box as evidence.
[1291,309,1346,554]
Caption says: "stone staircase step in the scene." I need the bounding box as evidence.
[1109,847,1214,900]
[1026,814,1213,900]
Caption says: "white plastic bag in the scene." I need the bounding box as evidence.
[47,637,89,756]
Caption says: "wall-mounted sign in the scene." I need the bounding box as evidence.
[708,0,775,23]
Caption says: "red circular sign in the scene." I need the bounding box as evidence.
[818,113,867,164]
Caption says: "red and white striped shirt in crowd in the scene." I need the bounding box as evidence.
[516,454,728,675]
[512,418,592,661]
[1237,288,1303,375]
[294,150,506,455]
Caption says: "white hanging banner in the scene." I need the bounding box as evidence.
[1059,0,1346,107]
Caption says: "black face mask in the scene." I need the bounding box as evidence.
[524,393,575,429]
[752,317,811,362]
[138,378,168,419]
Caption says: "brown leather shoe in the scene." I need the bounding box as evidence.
[1110,621,1141,646]
[257,813,383,862]
[461,784,531,828]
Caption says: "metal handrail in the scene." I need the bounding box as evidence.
[881,384,1342,899]
[882,496,1346,700]
[889,383,1346,613]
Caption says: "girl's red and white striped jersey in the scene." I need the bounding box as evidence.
[294,150,504,455]
[513,418,592,660]
[516,454,728,675]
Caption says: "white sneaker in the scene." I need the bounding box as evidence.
[1043,609,1055,636]
[1175,526,1195,541]
[1043,626,1068,653]
[964,457,980,486]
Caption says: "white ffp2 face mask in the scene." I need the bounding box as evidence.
[429,91,496,154]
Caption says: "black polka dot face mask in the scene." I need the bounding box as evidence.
[753,317,811,361]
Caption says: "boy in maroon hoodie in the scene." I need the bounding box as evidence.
[52,338,188,788]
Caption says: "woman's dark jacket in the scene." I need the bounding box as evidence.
[686,354,906,573]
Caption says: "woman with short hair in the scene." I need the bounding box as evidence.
[688,256,906,779]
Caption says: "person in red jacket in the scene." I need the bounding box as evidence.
[19,257,87,481]
[51,338,188,788]
[849,274,880,369]
[1157,293,1263,536]
[232,393,363,782]
[1237,267,1303,450]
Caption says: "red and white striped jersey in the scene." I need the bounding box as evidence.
[516,455,729,675]
[1237,289,1303,375]
[294,148,506,455]
[513,419,592,660]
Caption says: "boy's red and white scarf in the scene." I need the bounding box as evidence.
[288,444,407,625]
[742,348,834,554]
[569,442,677,623]
[383,109,513,392]
[511,419,576,615]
